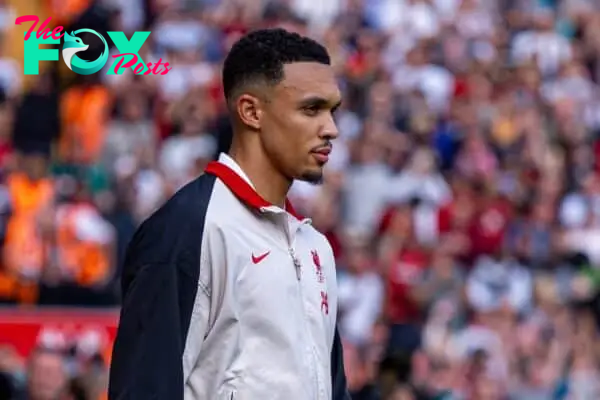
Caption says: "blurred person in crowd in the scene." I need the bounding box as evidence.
[12,71,59,158]
[343,129,391,234]
[464,180,512,262]
[17,347,69,400]
[69,348,109,400]
[379,199,430,355]
[110,28,349,400]
[305,187,344,258]
[376,351,418,400]
[504,195,555,269]
[337,229,384,347]
[101,94,156,176]
[0,38,22,99]
[2,151,53,303]
[511,7,573,78]
[0,345,23,400]
[465,250,534,316]
[58,74,112,165]
[416,245,464,323]
[344,343,379,400]
[159,92,216,193]
[386,146,451,208]
[345,29,385,115]
[36,172,116,307]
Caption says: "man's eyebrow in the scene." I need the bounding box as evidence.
[298,96,342,109]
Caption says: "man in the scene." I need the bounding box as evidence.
[19,347,69,400]
[109,28,349,400]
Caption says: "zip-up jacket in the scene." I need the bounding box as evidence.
[108,154,350,400]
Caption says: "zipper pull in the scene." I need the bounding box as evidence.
[289,248,302,280]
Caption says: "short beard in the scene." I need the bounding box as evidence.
[299,171,324,185]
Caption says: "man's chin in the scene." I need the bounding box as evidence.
[298,169,324,185]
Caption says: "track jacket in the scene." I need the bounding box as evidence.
[109,153,350,400]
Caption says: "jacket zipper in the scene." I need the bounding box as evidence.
[289,247,302,280]
[288,246,320,398]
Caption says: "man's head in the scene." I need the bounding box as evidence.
[223,28,341,184]
[26,348,68,400]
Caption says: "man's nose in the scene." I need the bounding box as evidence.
[320,115,339,140]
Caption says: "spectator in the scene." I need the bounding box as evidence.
[20,348,69,400]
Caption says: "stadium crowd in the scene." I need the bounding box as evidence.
[2,0,600,398]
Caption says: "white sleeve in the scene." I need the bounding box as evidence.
[182,222,226,382]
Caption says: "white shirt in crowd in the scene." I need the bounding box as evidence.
[512,30,572,76]
[338,270,384,346]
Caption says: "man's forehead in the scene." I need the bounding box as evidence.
[277,62,341,102]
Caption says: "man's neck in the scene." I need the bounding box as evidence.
[227,145,291,208]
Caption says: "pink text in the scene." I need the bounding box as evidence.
[112,53,172,75]
[15,15,64,41]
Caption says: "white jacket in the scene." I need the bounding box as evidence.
[109,153,349,400]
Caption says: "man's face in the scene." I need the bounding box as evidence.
[27,351,67,400]
[258,62,341,183]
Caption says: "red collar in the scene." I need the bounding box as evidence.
[204,161,302,220]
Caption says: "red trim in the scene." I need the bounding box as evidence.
[205,161,303,220]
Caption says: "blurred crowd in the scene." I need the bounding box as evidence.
[1,0,600,399]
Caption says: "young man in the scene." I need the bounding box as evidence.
[108,28,349,400]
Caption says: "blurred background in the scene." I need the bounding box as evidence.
[1,0,600,399]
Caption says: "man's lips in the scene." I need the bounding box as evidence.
[314,147,331,155]
[312,147,332,163]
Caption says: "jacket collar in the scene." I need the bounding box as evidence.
[205,153,303,221]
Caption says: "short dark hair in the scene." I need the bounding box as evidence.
[222,28,331,104]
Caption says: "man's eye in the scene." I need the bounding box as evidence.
[303,106,319,116]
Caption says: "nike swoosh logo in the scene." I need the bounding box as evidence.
[252,251,270,264]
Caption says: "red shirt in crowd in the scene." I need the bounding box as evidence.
[468,197,512,258]
[385,247,429,324]
[438,193,511,261]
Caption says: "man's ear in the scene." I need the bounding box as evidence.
[237,94,263,130]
